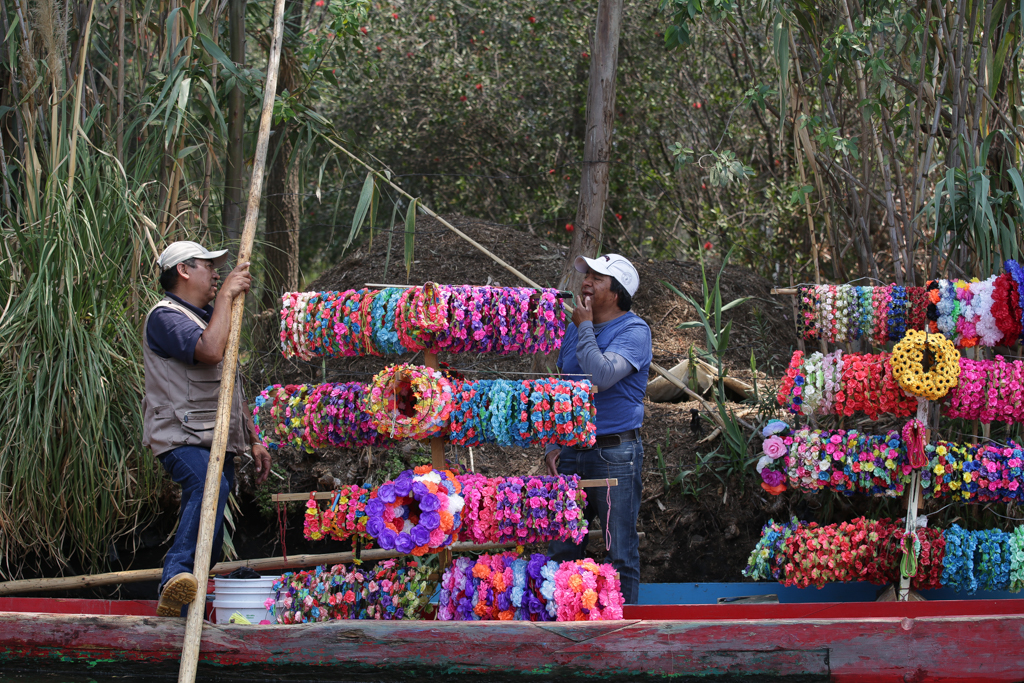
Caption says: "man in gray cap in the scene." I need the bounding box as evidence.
[545,253,651,604]
[142,241,271,617]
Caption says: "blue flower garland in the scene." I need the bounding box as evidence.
[887,286,908,341]
[941,524,978,593]
[975,528,1012,592]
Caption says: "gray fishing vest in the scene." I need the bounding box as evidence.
[141,297,249,457]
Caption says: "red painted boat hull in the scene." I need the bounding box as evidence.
[1,597,1022,681]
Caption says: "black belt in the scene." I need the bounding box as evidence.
[594,428,641,448]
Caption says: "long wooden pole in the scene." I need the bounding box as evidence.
[0,529,638,597]
[177,0,286,678]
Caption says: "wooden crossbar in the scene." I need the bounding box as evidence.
[272,478,618,503]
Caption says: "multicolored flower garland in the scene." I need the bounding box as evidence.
[303,485,374,543]
[280,285,568,359]
[364,466,465,555]
[254,376,597,450]
[303,472,590,547]
[254,383,385,451]
[743,517,945,589]
[776,350,919,419]
[756,421,915,497]
[363,364,456,440]
[794,265,1024,348]
[748,518,1024,594]
[776,348,1024,426]
[270,560,433,623]
[437,552,623,621]
[757,421,1024,505]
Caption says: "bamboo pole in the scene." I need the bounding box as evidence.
[0,530,634,597]
[65,0,99,203]
[177,0,286,677]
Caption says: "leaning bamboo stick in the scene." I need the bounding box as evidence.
[321,137,546,293]
[0,529,632,597]
[177,0,286,677]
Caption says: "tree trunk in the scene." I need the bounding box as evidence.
[555,0,623,296]
[532,0,622,374]
[260,0,302,310]
[222,0,246,241]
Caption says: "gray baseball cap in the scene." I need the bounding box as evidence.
[157,241,230,271]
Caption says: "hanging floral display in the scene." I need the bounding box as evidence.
[363,364,456,440]
[279,284,568,359]
[437,552,623,621]
[756,421,1024,505]
[302,472,590,547]
[270,559,434,623]
[743,517,945,590]
[364,466,465,555]
[302,485,374,543]
[792,263,1024,347]
[254,375,597,450]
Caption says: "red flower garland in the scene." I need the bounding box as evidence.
[992,273,1023,347]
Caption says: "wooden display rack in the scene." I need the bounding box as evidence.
[275,296,615,571]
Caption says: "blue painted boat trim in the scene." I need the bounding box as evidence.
[638,582,1024,604]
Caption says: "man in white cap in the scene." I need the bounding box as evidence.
[142,241,271,617]
[545,253,652,604]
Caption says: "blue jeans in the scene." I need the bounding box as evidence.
[158,446,235,593]
[548,439,643,604]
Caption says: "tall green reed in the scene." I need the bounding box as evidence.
[0,49,162,575]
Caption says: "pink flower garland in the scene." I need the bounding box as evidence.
[553,559,624,621]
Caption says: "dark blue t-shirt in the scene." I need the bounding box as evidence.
[146,294,212,366]
[558,312,652,435]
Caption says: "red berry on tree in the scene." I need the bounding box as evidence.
[549,169,556,174]
[460,95,467,101]
[701,184,706,190]
[581,52,588,58]
[429,14,436,21]
[360,26,368,34]
[615,213,622,220]
[475,83,483,90]
[566,223,574,232]
[704,241,713,250]
[391,12,398,19]
[376,45,382,51]
[528,16,536,23]
[696,102,702,109]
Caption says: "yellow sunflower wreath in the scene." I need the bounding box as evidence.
[890,329,961,401]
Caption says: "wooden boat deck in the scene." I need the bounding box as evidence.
[1,596,1022,681]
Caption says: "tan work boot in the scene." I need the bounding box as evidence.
[157,572,198,617]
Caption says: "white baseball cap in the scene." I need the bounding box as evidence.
[157,241,230,271]
[575,253,640,297]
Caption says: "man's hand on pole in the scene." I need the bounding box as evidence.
[545,448,559,476]
[219,262,252,301]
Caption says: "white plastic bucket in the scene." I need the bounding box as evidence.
[212,576,277,624]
